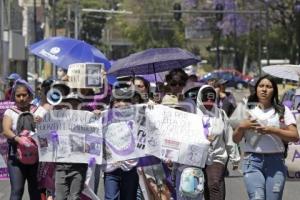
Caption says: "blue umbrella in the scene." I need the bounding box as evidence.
[107,48,201,77]
[29,36,116,84]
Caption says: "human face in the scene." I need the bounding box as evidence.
[201,89,216,110]
[112,100,131,109]
[14,86,32,109]
[168,75,185,95]
[256,78,274,105]
[134,80,146,94]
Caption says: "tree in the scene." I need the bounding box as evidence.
[115,0,185,52]
[55,0,109,48]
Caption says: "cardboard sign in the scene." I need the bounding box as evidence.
[67,63,104,88]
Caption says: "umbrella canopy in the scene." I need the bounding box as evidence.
[107,48,201,76]
[29,36,116,84]
[262,64,300,82]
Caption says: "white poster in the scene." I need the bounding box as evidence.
[67,63,104,88]
[36,105,210,168]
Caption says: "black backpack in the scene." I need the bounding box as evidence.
[8,106,38,156]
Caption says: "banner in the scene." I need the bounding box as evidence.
[36,105,210,168]
[67,63,104,89]
[0,101,14,180]
[287,111,300,180]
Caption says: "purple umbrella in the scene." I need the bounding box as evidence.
[107,48,201,77]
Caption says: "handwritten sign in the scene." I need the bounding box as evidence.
[67,63,104,88]
[36,105,210,167]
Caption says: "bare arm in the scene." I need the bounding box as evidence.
[2,115,15,140]
[233,119,260,143]
[2,115,22,143]
[256,124,299,142]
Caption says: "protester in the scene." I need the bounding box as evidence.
[215,79,236,117]
[36,79,55,200]
[233,75,299,200]
[103,87,143,200]
[196,85,240,200]
[133,76,151,102]
[2,79,46,200]
[4,73,21,101]
[53,87,88,200]
[165,68,189,100]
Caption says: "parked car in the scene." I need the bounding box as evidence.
[214,68,253,82]
[200,71,249,89]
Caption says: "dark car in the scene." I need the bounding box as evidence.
[200,71,248,89]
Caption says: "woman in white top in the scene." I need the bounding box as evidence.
[2,79,46,200]
[233,75,299,200]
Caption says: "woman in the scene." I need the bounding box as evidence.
[2,79,46,200]
[103,87,143,200]
[233,75,299,200]
[196,85,240,200]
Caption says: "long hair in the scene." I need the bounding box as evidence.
[247,75,284,116]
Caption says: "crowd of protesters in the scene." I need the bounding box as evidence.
[0,66,299,200]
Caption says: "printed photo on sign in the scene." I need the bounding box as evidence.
[86,64,102,87]
[85,135,102,156]
[70,135,85,153]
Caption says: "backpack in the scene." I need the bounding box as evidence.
[10,106,39,165]
[179,167,204,198]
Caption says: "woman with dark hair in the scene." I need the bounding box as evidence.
[134,76,150,101]
[233,75,299,200]
[2,79,46,200]
[165,69,188,98]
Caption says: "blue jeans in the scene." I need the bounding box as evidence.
[243,153,287,200]
[104,167,139,200]
[7,156,40,200]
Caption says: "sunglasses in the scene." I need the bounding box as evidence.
[135,84,145,88]
[202,92,216,102]
[186,92,198,99]
[169,81,185,87]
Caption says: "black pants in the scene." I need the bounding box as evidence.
[7,156,40,200]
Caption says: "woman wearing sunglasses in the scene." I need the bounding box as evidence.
[196,85,240,200]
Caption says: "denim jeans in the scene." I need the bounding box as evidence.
[104,167,139,200]
[7,156,40,200]
[243,153,287,200]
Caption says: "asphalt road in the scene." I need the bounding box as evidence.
[1,88,300,199]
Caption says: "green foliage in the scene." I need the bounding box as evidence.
[54,0,109,48]
[116,0,185,52]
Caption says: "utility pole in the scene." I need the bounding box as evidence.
[74,0,80,39]
[33,0,38,90]
[1,0,9,78]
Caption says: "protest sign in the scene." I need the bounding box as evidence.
[67,63,104,88]
[36,105,210,167]
[0,101,14,180]
[286,111,300,180]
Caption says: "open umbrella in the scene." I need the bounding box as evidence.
[262,64,300,82]
[29,36,116,84]
[107,48,201,77]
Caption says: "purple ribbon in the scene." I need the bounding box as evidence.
[88,157,96,167]
[50,130,59,144]
[202,118,210,138]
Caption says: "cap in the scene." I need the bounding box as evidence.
[7,73,21,80]
[182,82,202,95]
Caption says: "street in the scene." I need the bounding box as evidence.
[1,87,300,199]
